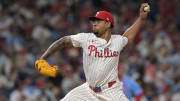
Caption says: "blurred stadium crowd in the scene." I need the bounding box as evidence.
[0,0,180,101]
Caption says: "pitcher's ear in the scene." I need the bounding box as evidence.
[106,21,111,28]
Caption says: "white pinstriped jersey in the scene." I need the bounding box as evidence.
[70,33,128,87]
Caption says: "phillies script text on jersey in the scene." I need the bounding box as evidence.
[69,33,128,87]
[88,45,119,58]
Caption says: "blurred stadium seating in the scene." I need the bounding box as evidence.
[0,0,180,101]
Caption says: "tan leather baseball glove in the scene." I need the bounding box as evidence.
[35,59,58,77]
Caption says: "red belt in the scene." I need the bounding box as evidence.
[90,81,116,92]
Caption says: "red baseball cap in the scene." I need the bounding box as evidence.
[89,10,114,25]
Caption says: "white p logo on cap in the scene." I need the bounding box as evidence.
[96,12,100,16]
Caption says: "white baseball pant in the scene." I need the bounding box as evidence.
[60,80,129,101]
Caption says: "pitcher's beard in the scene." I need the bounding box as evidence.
[93,31,101,37]
[94,32,98,35]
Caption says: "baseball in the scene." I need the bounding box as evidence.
[144,6,150,12]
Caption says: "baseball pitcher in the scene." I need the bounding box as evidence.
[35,3,150,101]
